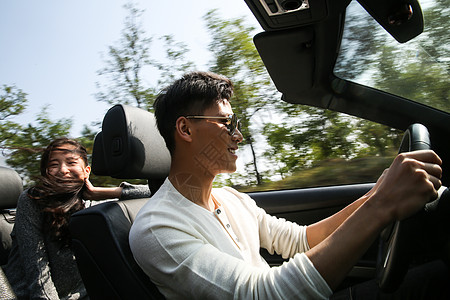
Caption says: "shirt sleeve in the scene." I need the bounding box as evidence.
[257,204,311,258]
[222,187,311,258]
[119,182,152,200]
[12,191,60,299]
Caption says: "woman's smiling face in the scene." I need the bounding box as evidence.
[46,143,91,181]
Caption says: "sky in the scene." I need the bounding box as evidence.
[0,0,261,139]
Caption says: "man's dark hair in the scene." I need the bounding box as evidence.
[153,71,233,154]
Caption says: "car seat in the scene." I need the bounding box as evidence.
[0,166,22,299]
[0,167,22,265]
[69,104,170,300]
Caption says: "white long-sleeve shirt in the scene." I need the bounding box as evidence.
[129,178,332,299]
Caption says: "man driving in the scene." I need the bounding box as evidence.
[130,71,446,299]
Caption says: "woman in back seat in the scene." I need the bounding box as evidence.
[3,137,150,299]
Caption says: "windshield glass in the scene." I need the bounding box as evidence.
[334,0,449,114]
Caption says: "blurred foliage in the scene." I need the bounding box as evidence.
[0,85,27,121]
[205,10,280,185]
[95,3,195,112]
[420,0,449,76]
[373,45,449,113]
[237,153,396,193]
[154,35,196,90]
[95,2,157,110]
[335,0,449,113]
[3,107,72,186]
[0,85,28,157]
[263,106,357,179]
[354,120,402,156]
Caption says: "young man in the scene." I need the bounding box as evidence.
[129,71,444,299]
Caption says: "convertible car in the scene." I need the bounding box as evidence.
[1,0,448,298]
[66,0,449,298]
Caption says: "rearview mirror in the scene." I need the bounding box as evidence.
[356,0,423,43]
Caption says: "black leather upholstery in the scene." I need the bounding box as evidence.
[91,131,108,176]
[0,167,22,210]
[0,167,21,299]
[69,104,169,299]
[70,199,164,300]
[0,167,22,266]
[91,104,170,180]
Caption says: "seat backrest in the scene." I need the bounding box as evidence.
[70,199,164,300]
[0,167,22,265]
[69,104,170,299]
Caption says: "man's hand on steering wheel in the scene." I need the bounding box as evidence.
[375,124,445,292]
[373,150,442,221]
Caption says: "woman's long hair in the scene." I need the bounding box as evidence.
[28,138,88,246]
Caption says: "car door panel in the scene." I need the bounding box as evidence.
[249,183,374,223]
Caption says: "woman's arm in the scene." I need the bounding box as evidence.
[82,179,151,200]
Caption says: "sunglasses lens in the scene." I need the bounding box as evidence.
[229,114,240,135]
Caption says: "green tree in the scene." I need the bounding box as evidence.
[352,1,449,152]
[204,10,279,185]
[332,1,449,158]
[0,85,82,185]
[95,2,157,110]
[154,35,196,89]
[334,3,382,81]
[262,123,303,179]
[373,42,449,113]
[5,107,72,185]
[264,106,356,179]
[0,85,27,151]
[95,3,195,112]
[419,0,450,75]
[331,2,402,158]
[354,120,401,157]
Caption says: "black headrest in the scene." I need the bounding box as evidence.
[91,132,108,176]
[0,167,23,209]
[92,104,171,180]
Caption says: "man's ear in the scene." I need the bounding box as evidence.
[175,117,193,142]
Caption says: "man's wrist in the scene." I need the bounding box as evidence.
[361,193,394,229]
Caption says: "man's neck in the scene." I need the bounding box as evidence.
[168,170,215,211]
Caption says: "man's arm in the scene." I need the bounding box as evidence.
[306,195,367,249]
[306,168,391,248]
[305,150,442,290]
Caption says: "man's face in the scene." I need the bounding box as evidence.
[190,99,243,177]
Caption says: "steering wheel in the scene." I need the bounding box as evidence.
[377,123,436,292]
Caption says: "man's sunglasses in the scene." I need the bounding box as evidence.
[185,113,241,136]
